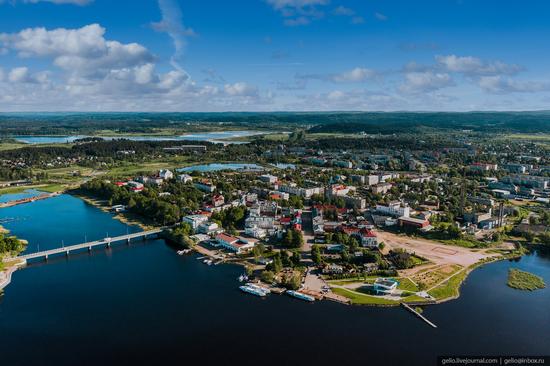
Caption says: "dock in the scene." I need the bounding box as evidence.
[401,303,437,328]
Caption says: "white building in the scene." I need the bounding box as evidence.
[215,233,254,254]
[177,174,193,183]
[279,183,324,198]
[159,169,174,180]
[197,221,221,235]
[182,214,209,230]
[259,174,278,184]
[376,201,410,218]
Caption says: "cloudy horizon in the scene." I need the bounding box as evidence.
[0,0,549,112]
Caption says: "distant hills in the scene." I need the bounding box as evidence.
[0,111,549,135]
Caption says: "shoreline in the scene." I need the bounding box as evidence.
[0,190,526,307]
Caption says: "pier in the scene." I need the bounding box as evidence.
[401,303,437,328]
[3,228,164,264]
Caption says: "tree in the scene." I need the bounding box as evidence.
[340,247,350,263]
[290,251,301,267]
[261,270,275,283]
[267,252,283,273]
[311,245,323,264]
[291,230,304,248]
[283,229,294,247]
[447,224,462,239]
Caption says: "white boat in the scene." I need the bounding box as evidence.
[286,290,315,302]
[239,285,267,297]
[246,283,271,294]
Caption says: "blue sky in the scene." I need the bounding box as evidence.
[0,0,549,112]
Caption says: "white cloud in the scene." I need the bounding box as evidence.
[332,67,376,82]
[478,76,550,94]
[8,67,29,82]
[266,0,328,26]
[266,0,328,10]
[436,55,521,75]
[375,12,388,21]
[224,82,259,97]
[399,71,454,93]
[333,6,354,16]
[0,24,154,79]
[151,0,195,74]
[297,67,376,84]
[23,0,93,4]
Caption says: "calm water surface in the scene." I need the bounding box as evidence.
[12,130,265,145]
[0,194,549,366]
[178,163,264,172]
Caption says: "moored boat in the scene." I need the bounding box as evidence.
[286,290,315,302]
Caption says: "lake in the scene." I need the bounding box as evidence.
[0,188,43,204]
[11,130,266,145]
[178,163,265,172]
[0,194,549,366]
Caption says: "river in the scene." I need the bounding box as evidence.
[0,194,549,366]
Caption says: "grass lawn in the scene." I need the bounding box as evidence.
[37,184,66,193]
[427,269,468,300]
[507,269,546,291]
[402,295,430,303]
[331,287,399,305]
[396,277,420,292]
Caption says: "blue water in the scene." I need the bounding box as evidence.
[0,194,141,253]
[0,189,43,204]
[178,163,264,172]
[0,194,549,366]
[12,130,265,145]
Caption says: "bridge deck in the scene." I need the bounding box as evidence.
[7,228,163,262]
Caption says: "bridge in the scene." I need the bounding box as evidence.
[5,228,164,264]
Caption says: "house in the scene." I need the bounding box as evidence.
[195,179,215,193]
[244,226,267,239]
[212,194,225,207]
[127,181,144,192]
[215,233,254,254]
[177,174,193,183]
[182,214,209,230]
[359,229,378,248]
[159,169,174,180]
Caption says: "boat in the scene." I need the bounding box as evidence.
[246,283,271,294]
[239,285,267,297]
[177,249,191,256]
[286,290,315,302]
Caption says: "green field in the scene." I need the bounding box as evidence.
[331,287,399,305]
[427,269,468,300]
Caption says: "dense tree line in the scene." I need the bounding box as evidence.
[78,180,182,225]
[0,234,25,256]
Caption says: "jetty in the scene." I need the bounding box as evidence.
[401,303,437,328]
